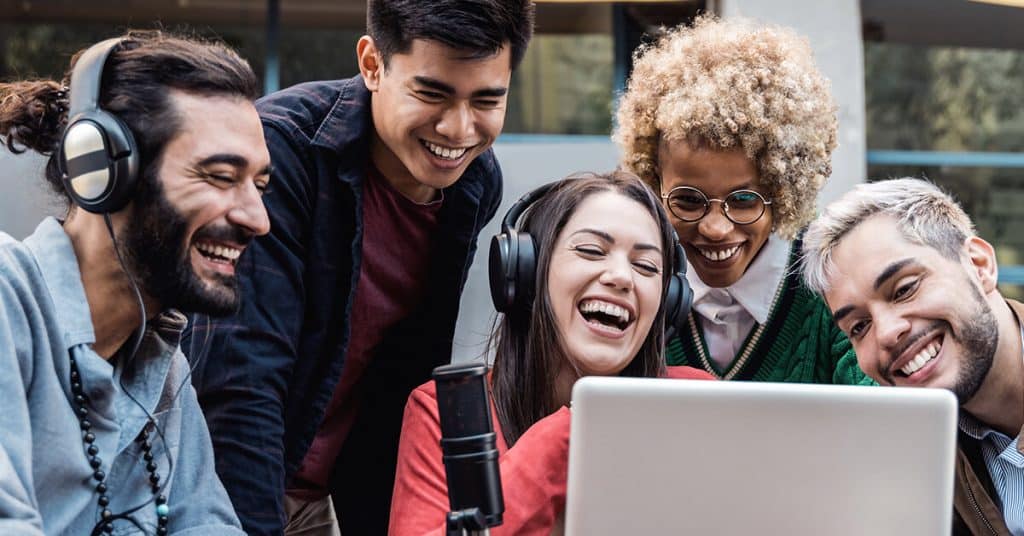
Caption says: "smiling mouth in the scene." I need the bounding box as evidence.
[696,245,741,262]
[421,140,470,160]
[578,299,633,332]
[194,241,242,266]
[895,335,943,378]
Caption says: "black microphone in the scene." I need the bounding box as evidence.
[433,362,504,533]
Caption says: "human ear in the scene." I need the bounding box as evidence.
[357,36,383,91]
[963,236,998,293]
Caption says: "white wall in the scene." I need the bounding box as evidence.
[719,0,867,206]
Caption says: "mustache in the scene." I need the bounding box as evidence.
[192,223,254,248]
[885,319,949,377]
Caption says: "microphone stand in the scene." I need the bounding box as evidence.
[446,507,490,536]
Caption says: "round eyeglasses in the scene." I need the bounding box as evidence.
[661,186,772,225]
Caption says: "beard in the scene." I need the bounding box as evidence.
[884,279,998,404]
[948,281,999,404]
[121,172,251,317]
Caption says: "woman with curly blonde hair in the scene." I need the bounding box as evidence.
[614,15,871,385]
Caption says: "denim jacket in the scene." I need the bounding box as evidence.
[183,76,503,535]
[0,218,244,535]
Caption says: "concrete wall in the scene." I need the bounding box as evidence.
[719,0,867,206]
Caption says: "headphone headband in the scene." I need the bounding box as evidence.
[501,182,559,235]
[68,38,123,121]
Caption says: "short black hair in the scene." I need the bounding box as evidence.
[368,0,535,70]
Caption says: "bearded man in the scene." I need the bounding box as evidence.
[802,177,1024,535]
[0,31,270,534]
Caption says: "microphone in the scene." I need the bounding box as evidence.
[433,362,504,534]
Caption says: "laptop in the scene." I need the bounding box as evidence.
[565,377,958,536]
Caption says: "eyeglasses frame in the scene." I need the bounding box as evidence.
[660,186,773,225]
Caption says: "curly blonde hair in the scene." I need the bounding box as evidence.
[614,15,838,239]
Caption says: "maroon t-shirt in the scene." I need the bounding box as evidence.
[289,166,442,498]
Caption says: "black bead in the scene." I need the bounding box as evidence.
[156,495,167,505]
[101,509,112,519]
[102,523,113,533]
[98,495,109,507]
[71,381,81,392]
[80,419,92,431]
[70,368,78,379]
[158,515,168,524]
[146,461,158,472]
[95,482,107,494]
[141,442,152,453]
[143,451,153,462]
[151,483,160,494]
[83,432,95,444]
[77,407,88,418]
[89,456,102,469]
[93,470,105,482]
[87,445,98,456]
[149,473,160,485]
[74,394,85,405]
[156,527,168,535]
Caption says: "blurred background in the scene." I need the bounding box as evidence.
[2,0,1023,358]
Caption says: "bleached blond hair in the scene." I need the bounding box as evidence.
[801,178,976,294]
[614,14,837,239]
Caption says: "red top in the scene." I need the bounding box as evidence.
[290,167,443,497]
[388,366,716,535]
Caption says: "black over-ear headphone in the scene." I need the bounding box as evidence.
[59,38,139,214]
[488,181,693,336]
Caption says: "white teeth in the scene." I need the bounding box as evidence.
[196,242,241,261]
[424,140,468,160]
[578,299,631,323]
[900,341,940,376]
[697,246,740,262]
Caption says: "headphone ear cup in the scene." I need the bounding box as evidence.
[489,232,516,313]
[60,109,138,214]
[664,241,692,338]
[513,232,536,309]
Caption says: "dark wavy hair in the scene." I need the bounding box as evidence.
[0,30,258,209]
[490,170,677,446]
[368,0,535,70]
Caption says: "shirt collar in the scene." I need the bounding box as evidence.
[311,75,371,152]
[688,234,791,324]
[23,217,96,349]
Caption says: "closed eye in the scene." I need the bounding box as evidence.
[573,245,604,257]
[633,261,660,275]
[417,90,445,101]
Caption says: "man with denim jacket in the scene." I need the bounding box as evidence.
[183,1,535,534]
[0,31,270,534]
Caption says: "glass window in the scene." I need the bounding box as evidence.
[864,42,1024,153]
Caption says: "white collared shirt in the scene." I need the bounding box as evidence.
[687,234,791,371]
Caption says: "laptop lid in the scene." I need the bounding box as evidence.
[565,377,958,536]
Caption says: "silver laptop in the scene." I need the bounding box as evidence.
[565,377,958,536]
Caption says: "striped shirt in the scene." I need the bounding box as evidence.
[960,414,1024,535]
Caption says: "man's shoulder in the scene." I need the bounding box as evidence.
[0,232,41,293]
[256,76,367,142]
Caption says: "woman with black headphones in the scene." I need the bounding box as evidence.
[387,171,713,535]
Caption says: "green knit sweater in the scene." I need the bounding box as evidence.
[667,241,874,385]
